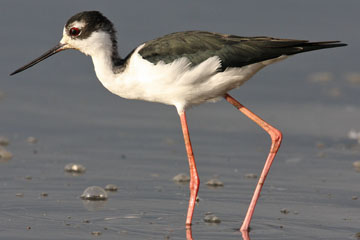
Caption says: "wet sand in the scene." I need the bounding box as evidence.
[1,1,359,239]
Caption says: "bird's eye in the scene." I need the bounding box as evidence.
[69,27,81,37]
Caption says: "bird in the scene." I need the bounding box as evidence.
[10,11,346,232]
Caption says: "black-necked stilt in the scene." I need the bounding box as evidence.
[10,11,346,231]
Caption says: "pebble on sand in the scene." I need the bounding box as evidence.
[91,231,102,236]
[0,147,13,161]
[245,173,257,179]
[206,179,224,187]
[64,163,86,174]
[345,72,360,85]
[353,161,360,172]
[355,232,360,239]
[40,192,48,197]
[26,136,38,144]
[315,142,325,149]
[348,129,360,144]
[307,72,333,83]
[203,212,221,223]
[172,173,190,183]
[280,208,290,214]
[0,136,9,146]
[326,87,342,98]
[81,186,108,201]
[105,184,118,192]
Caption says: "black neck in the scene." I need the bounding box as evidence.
[109,33,127,73]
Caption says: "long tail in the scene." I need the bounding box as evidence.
[285,40,347,54]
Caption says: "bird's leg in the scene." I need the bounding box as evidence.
[186,226,193,240]
[224,93,282,232]
[179,111,200,227]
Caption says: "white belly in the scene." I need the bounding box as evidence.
[97,45,287,113]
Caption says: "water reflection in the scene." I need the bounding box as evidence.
[241,230,251,240]
[186,227,192,240]
[185,227,251,240]
[81,199,107,211]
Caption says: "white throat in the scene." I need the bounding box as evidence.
[91,46,117,84]
[79,31,119,88]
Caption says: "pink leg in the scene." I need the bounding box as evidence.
[224,93,282,232]
[186,226,193,240]
[179,111,200,227]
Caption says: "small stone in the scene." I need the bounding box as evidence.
[206,178,224,187]
[155,186,163,192]
[16,193,24,197]
[355,232,360,239]
[0,136,9,146]
[25,176,32,180]
[345,72,360,85]
[64,163,86,174]
[203,212,221,223]
[83,219,90,223]
[91,231,101,236]
[348,129,360,143]
[353,161,360,172]
[81,186,108,201]
[26,226,31,230]
[26,136,38,144]
[245,173,257,179]
[40,192,48,197]
[172,173,190,183]
[150,173,160,178]
[327,87,341,98]
[280,208,290,214]
[352,196,358,200]
[315,142,325,149]
[0,147,13,161]
[308,72,333,83]
[105,184,118,192]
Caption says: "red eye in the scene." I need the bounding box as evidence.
[69,27,81,36]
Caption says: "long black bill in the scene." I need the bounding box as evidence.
[10,43,67,76]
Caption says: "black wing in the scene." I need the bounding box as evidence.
[138,31,346,71]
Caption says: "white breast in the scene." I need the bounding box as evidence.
[95,44,287,113]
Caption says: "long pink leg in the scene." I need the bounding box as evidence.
[179,111,200,227]
[186,227,193,240]
[224,93,282,232]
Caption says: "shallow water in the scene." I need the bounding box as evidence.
[1,1,360,239]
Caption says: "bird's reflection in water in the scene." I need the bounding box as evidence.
[185,227,251,240]
[241,230,250,240]
[186,227,193,240]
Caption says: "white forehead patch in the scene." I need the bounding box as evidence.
[69,20,86,29]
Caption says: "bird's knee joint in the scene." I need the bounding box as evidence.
[271,129,283,143]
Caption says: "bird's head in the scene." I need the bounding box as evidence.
[10,11,117,76]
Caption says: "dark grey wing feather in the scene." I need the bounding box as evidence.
[138,31,346,71]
